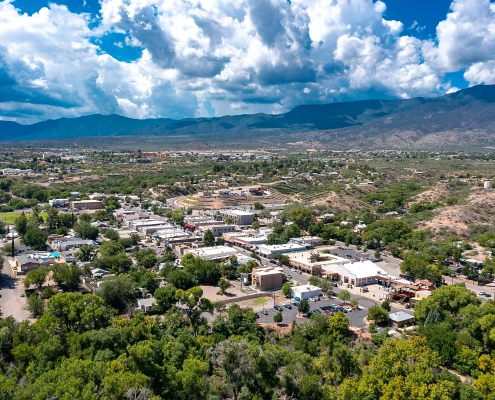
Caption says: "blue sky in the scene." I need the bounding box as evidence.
[1,0,494,123]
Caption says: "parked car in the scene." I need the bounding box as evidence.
[274,305,284,312]
[485,293,492,297]
[269,260,277,264]
[261,310,268,315]
[19,293,25,298]
[284,304,292,309]
[293,302,300,307]
[479,291,487,296]
[362,287,369,293]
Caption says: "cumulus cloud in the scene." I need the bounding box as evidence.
[0,0,495,123]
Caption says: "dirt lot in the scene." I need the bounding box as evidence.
[0,258,32,321]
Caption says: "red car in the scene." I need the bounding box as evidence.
[339,303,346,307]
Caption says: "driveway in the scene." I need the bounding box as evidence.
[0,257,31,321]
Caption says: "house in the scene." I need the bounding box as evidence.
[52,238,96,251]
[136,297,156,313]
[14,255,41,275]
[292,285,322,301]
[388,311,415,328]
[91,268,109,278]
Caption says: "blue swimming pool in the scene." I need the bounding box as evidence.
[51,252,60,258]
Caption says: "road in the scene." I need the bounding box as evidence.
[0,257,31,321]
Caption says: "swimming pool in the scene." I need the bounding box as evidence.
[51,252,60,258]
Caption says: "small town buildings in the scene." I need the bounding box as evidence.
[252,267,284,291]
[52,237,96,251]
[322,260,388,287]
[292,285,322,301]
[199,224,237,237]
[220,209,256,226]
[71,200,104,210]
[389,311,415,328]
[49,198,69,207]
[289,250,348,275]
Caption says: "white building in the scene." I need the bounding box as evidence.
[199,224,237,237]
[257,243,308,258]
[221,210,256,226]
[49,198,69,207]
[322,260,388,287]
[186,245,239,261]
[292,285,322,301]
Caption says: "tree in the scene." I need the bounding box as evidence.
[298,300,310,314]
[224,216,235,225]
[282,282,292,298]
[176,286,214,336]
[273,311,283,325]
[176,358,210,400]
[218,278,231,294]
[104,229,120,241]
[338,289,351,304]
[328,312,350,336]
[75,244,95,262]
[46,207,59,232]
[253,202,264,210]
[134,248,158,269]
[367,305,389,324]
[74,222,99,240]
[203,229,215,247]
[374,248,381,260]
[153,284,177,312]
[14,212,27,236]
[52,263,82,291]
[103,196,121,210]
[381,299,391,311]
[97,276,135,311]
[250,220,260,230]
[99,240,124,257]
[24,266,51,290]
[25,293,44,317]
[23,227,48,250]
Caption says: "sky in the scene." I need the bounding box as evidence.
[1,0,495,124]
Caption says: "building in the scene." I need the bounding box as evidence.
[199,224,237,237]
[388,311,415,328]
[322,260,389,287]
[252,267,283,291]
[136,298,156,313]
[14,253,53,275]
[220,209,256,226]
[71,200,104,210]
[257,243,308,259]
[292,285,322,301]
[288,250,348,275]
[186,245,239,261]
[49,198,69,207]
[52,238,96,251]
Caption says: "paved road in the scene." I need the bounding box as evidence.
[0,257,30,321]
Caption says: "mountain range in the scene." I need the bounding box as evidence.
[2,85,495,149]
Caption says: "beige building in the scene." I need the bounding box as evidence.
[252,267,283,291]
[71,200,105,210]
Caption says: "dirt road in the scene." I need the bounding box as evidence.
[0,257,31,321]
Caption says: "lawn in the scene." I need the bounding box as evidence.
[0,212,48,225]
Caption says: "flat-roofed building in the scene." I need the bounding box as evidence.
[220,209,256,226]
[322,260,389,287]
[252,267,283,291]
[71,200,104,210]
[292,285,322,301]
[186,245,239,261]
[289,249,349,276]
[257,243,308,258]
[199,224,237,237]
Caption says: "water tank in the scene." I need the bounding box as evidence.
[484,181,493,189]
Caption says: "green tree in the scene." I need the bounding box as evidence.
[203,229,215,247]
[374,248,381,260]
[103,229,120,241]
[381,299,391,311]
[282,282,292,298]
[74,222,99,240]
[218,278,231,294]
[97,275,135,311]
[46,207,59,232]
[328,311,350,336]
[23,227,48,250]
[24,266,51,290]
[176,358,210,400]
[298,300,310,314]
[273,311,283,325]
[99,240,124,257]
[250,220,261,229]
[52,263,82,291]
[14,212,28,236]
[153,284,177,312]
[368,305,389,324]
[176,286,214,336]
[338,289,351,304]
[75,244,95,262]
[25,293,45,317]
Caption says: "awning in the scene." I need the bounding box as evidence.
[294,297,300,301]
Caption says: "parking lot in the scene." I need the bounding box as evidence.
[255,295,370,328]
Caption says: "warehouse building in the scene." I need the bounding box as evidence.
[70,200,104,210]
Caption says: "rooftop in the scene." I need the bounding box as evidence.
[335,260,388,279]
[389,311,415,323]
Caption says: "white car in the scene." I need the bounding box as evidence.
[479,291,487,296]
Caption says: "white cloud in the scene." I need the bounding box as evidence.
[0,0,495,124]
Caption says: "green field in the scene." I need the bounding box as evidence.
[0,212,48,225]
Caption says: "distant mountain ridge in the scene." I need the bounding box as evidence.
[2,85,495,149]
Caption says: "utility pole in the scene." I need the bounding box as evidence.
[10,225,14,259]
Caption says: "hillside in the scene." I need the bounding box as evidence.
[2,85,495,149]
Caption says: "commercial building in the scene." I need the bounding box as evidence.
[71,200,104,210]
[220,209,256,226]
[252,267,284,291]
[292,285,322,301]
[49,198,69,207]
[288,249,348,275]
[186,245,239,261]
[199,224,237,237]
[322,260,388,287]
[52,238,96,251]
[257,243,308,258]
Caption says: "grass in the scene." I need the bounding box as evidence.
[254,297,269,305]
[0,212,48,224]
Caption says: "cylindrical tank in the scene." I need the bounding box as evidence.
[484,181,493,189]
